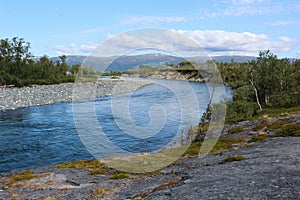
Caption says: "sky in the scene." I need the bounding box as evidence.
[1,0,300,58]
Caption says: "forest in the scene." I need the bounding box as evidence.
[215,50,300,123]
[1,37,299,124]
[0,37,93,87]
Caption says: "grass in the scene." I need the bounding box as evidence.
[253,119,269,131]
[227,126,246,134]
[248,135,269,143]
[10,170,36,181]
[94,187,112,196]
[220,155,246,164]
[56,159,108,174]
[253,106,300,119]
[268,119,293,130]
[272,122,300,137]
[184,137,247,156]
[109,171,129,180]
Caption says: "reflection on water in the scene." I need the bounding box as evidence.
[0,79,231,173]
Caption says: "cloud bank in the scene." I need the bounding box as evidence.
[53,29,296,56]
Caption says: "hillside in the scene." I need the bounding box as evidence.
[48,54,256,72]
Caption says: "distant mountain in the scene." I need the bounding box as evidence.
[48,54,257,72]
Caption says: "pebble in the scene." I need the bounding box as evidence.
[0,79,150,111]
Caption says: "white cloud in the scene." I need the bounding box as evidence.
[266,20,300,26]
[179,30,295,56]
[53,29,296,57]
[53,43,97,55]
[119,15,187,26]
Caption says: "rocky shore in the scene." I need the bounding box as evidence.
[0,114,299,199]
[0,79,150,111]
[123,68,209,82]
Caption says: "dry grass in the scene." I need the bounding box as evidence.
[220,155,246,164]
[94,187,112,196]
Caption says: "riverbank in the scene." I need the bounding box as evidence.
[0,79,150,111]
[123,68,210,82]
[1,114,299,199]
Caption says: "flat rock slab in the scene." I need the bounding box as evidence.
[0,137,299,199]
[116,137,300,200]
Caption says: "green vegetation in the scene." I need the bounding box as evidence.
[227,126,246,134]
[268,119,293,130]
[56,159,108,172]
[184,137,247,156]
[253,119,269,131]
[109,171,129,179]
[273,122,300,137]
[0,37,96,87]
[101,71,122,76]
[217,50,300,123]
[94,187,112,196]
[10,170,36,181]
[220,155,246,164]
[248,135,269,143]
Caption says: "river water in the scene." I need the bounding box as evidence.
[0,79,231,173]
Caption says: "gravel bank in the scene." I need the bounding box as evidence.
[0,79,150,111]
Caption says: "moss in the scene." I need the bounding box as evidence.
[184,137,247,156]
[227,126,246,134]
[220,155,246,164]
[253,119,269,131]
[56,159,108,174]
[110,171,129,180]
[94,187,112,196]
[272,122,300,137]
[249,135,269,143]
[88,168,107,175]
[268,119,293,130]
[10,170,36,181]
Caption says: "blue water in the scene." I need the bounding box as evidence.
[0,79,231,173]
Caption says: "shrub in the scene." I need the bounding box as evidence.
[226,101,258,123]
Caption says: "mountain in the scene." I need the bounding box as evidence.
[48,54,257,72]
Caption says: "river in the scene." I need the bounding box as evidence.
[0,79,231,173]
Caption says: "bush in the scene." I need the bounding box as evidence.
[226,101,258,123]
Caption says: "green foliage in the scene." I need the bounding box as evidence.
[220,155,246,164]
[56,159,108,172]
[184,137,247,156]
[248,135,269,143]
[10,170,36,181]
[216,50,300,121]
[225,101,258,123]
[227,126,246,134]
[253,119,269,131]
[0,37,98,87]
[110,171,129,179]
[268,119,293,130]
[272,122,300,137]
[101,71,122,76]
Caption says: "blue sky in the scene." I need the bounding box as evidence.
[1,0,300,58]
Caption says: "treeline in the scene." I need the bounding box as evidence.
[216,50,300,123]
[0,37,95,87]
